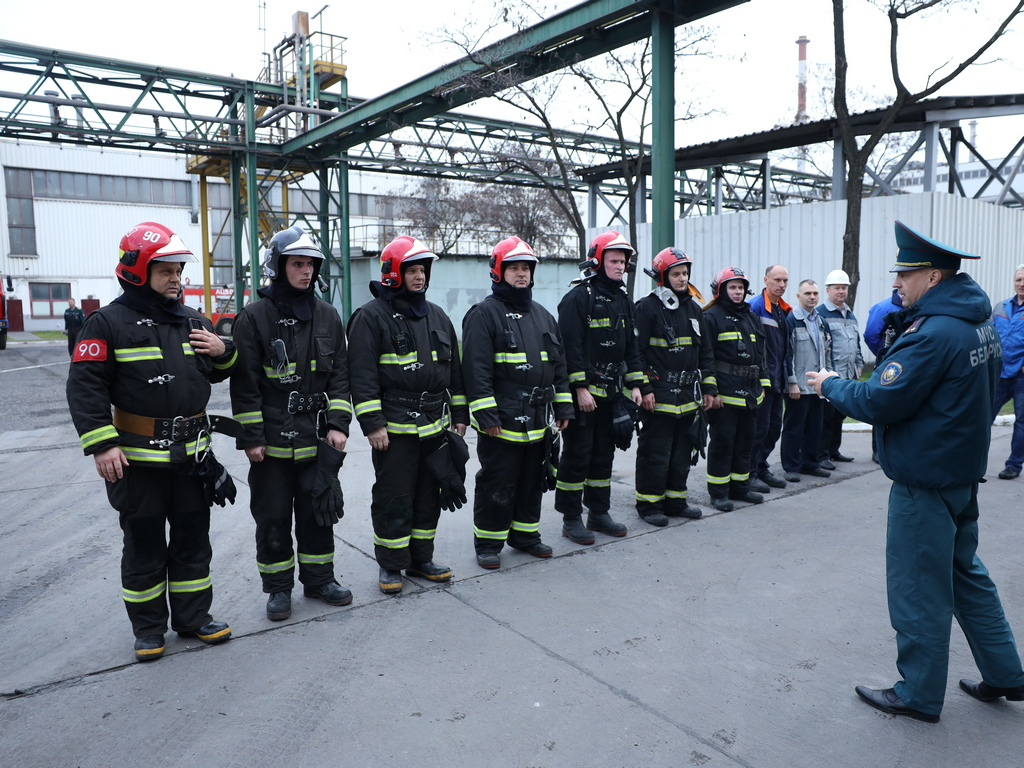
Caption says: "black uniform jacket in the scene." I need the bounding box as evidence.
[635,288,717,416]
[347,293,469,439]
[702,299,769,409]
[557,277,650,399]
[67,302,237,464]
[462,295,574,443]
[230,296,352,462]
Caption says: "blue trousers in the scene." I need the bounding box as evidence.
[991,373,1024,472]
[887,482,1024,715]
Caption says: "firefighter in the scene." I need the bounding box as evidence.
[67,222,237,662]
[462,236,573,569]
[702,267,769,512]
[555,230,649,544]
[347,236,469,594]
[230,226,354,621]
[634,247,716,526]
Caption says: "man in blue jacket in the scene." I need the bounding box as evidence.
[808,221,1024,723]
[990,265,1024,479]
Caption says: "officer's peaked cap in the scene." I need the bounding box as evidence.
[890,220,980,273]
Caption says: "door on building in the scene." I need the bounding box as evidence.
[7,298,24,332]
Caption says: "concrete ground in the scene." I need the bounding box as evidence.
[1,360,1023,766]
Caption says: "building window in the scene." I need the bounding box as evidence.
[30,282,71,318]
[4,167,37,255]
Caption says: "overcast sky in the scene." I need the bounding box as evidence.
[2,0,1023,156]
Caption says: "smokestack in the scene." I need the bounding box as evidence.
[796,36,810,125]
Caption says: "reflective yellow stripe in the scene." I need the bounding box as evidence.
[540,351,550,361]
[649,337,693,347]
[264,444,319,461]
[263,363,298,379]
[707,474,730,485]
[635,492,664,503]
[475,526,509,540]
[386,419,443,438]
[569,371,587,383]
[411,528,436,540]
[510,520,540,533]
[258,557,295,574]
[719,395,748,407]
[235,411,263,424]
[123,581,166,603]
[329,399,352,413]
[717,331,741,341]
[121,435,211,463]
[355,399,382,415]
[588,318,611,328]
[553,392,573,404]
[494,352,529,364]
[169,576,212,593]
[587,384,608,397]
[181,343,195,357]
[450,395,468,407]
[584,477,610,488]
[82,424,119,450]
[379,352,418,365]
[730,472,750,482]
[311,360,317,372]
[556,480,584,492]
[374,534,411,549]
[298,552,334,565]
[665,489,688,499]
[625,371,647,383]
[470,397,498,412]
[653,401,699,415]
[114,346,163,362]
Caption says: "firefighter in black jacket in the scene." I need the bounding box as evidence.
[556,230,650,544]
[702,267,769,512]
[462,237,573,569]
[67,222,236,662]
[347,236,469,594]
[230,227,354,621]
[634,247,716,526]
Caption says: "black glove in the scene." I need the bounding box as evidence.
[610,394,639,451]
[424,430,470,512]
[311,441,346,526]
[543,429,561,492]
[689,408,708,466]
[189,450,237,508]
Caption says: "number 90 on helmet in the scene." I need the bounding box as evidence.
[116,222,196,285]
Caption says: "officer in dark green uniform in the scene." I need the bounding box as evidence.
[808,221,1024,723]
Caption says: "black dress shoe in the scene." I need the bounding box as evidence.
[407,561,453,582]
[476,553,501,570]
[998,467,1020,479]
[305,581,354,606]
[759,472,787,489]
[134,634,165,662]
[562,517,595,545]
[638,511,669,527]
[831,453,854,462]
[784,472,801,483]
[177,620,232,645]
[379,568,404,593]
[801,467,831,478]
[959,678,1024,701]
[266,591,292,621]
[854,686,939,723]
[819,459,836,471]
[510,541,553,558]
[747,477,771,494]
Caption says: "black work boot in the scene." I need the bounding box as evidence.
[134,634,165,662]
[407,561,453,582]
[708,491,734,512]
[562,516,596,545]
[638,509,669,527]
[476,553,501,569]
[666,503,703,520]
[177,620,232,645]
[379,568,404,594]
[728,483,764,505]
[509,541,553,558]
[266,591,292,621]
[304,581,354,606]
[587,511,627,537]
[747,476,771,494]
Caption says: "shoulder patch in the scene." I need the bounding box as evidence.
[879,361,902,385]
[903,318,924,335]
[72,339,108,362]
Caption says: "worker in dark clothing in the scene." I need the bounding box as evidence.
[231,227,354,621]
[462,236,573,568]
[634,247,716,526]
[347,236,469,594]
[702,267,768,512]
[809,221,1024,723]
[67,222,236,662]
[64,298,86,356]
[555,231,649,544]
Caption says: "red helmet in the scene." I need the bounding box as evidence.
[644,247,692,287]
[583,230,635,273]
[710,266,750,299]
[380,236,438,288]
[116,222,196,285]
[490,236,538,283]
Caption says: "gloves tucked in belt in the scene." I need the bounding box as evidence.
[424,430,470,512]
[311,442,346,526]
[189,451,237,508]
[610,394,640,451]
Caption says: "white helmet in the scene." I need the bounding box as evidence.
[825,269,850,286]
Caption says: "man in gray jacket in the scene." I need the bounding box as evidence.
[780,279,833,482]
[817,270,864,468]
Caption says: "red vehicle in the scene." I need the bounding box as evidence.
[181,284,250,336]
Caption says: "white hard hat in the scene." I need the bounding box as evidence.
[825,269,850,286]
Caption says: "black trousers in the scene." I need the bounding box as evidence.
[370,434,443,570]
[635,410,696,515]
[555,398,615,518]
[706,406,756,499]
[249,457,336,593]
[473,434,546,554]
[818,401,846,461]
[780,394,825,473]
[750,389,783,477]
[106,463,214,637]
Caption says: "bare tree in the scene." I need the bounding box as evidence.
[833,0,1024,307]
[381,177,482,254]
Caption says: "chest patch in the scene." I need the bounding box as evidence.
[879,361,903,385]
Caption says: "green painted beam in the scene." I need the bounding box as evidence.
[651,9,675,256]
